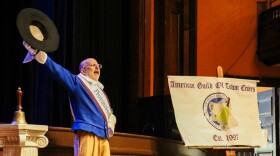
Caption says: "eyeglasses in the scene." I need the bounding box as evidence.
[85,64,102,69]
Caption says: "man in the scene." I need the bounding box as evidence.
[23,41,116,156]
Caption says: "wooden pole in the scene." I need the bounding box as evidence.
[216,66,224,78]
[216,66,236,156]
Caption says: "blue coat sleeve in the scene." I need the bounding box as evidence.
[43,56,78,93]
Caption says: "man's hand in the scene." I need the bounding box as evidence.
[22,41,38,63]
[22,40,47,64]
[23,41,38,55]
[108,114,117,137]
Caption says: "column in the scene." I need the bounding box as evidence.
[0,124,48,156]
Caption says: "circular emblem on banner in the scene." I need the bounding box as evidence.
[203,92,236,131]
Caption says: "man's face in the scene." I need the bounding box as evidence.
[82,58,101,81]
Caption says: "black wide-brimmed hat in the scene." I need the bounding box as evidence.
[17,8,59,52]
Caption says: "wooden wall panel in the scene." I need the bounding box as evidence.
[163,0,183,95]
[197,0,280,78]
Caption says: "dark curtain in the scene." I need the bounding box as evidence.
[1,0,130,133]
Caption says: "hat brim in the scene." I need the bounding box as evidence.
[17,8,59,52]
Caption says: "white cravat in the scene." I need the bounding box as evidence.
[78,73,104,90]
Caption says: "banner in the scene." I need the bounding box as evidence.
[168,76,266,147]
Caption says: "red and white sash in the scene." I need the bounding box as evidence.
[78,73,116,137]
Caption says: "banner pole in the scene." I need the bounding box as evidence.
[216,66,237,156]
[217,66,224,78]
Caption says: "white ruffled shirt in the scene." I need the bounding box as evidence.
[78,73,104,90]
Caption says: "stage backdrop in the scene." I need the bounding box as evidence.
[168,76,266,147]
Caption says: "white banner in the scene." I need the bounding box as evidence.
[168,76,266,147]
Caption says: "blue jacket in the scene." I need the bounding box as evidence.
[43,56,109,139]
